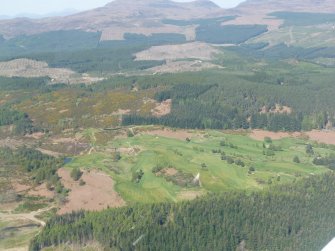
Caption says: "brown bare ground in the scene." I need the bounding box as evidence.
[0,58,103,84]
[27,183,54,199]
[116,147,141,156]
[101,25,196,41]
[12,182,31,193]
[58,168,125,214]
[147,60,223,74]
[144,129,193,140]
[306,130,335,145]
[260,104,292,114]
[52,137,77,144]
[157,168,178,177]
[151,99,172,117]
[249,130,301,141]
[0,138,24,149]
[59,109,69,114]
[24,132,45,140]
[36,148,63,158]
[12,180,54,199]
[111,109,131,116]
[135,42,220,61]
[224,14,283,31]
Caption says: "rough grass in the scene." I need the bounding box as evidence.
[0,219,39,250]
[14,88,157,132]
[249,25,335,48]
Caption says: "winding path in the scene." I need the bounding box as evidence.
[0,206,54,227]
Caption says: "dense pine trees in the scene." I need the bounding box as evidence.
[0,107,41,135]
[30,173,335,251]
[0,147,63,185]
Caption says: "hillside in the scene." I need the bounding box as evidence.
[235,0,335,13]
[0,0,224,39]
[1,0,335,250]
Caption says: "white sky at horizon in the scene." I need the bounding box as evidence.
[0,0,245,17]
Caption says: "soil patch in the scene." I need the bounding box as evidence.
[36,148,62,158]
[151,99,172,117]
[224,14,283,31]
[145,129,193,140]
[135,42,219,61]
[260,104,292,114]
[147,60,223,74]
[0,58,102,84]
[306,130,335,145]
[111,109,131,116]
[27,184,54,199]
[24,132,45,140]
[0,138,24,149]
[157,168,179,177]
[249,130,301,141]
[58,168,125,214]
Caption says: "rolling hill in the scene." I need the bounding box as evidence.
[1,1,335,250]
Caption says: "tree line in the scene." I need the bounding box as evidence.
[30,172,335,251]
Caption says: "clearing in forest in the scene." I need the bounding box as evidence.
[58,168,125,214]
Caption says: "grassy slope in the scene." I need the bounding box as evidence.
[65,128,329,204]
[249,25,335,48]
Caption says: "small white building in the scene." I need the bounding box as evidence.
[322,238,335,251]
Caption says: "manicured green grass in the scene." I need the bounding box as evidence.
[65,129,330,204]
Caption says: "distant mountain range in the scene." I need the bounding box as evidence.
[0,0,334,39]
[0,9,78,20]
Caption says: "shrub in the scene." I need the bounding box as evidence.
[132,169,144,183]
[226,156,234,164]
[306,144,314,155]
[201,163,208,170]
[293,156,300,163]
[112,152,121,162]
[70,168,83,181]
[79,179,86,186]
[249,166,256,172]
[152,165,164,174]
[235,159,245,167]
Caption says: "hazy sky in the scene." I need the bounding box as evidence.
[1,0,245,16]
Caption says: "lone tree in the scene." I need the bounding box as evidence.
[132,169,144,183]
[293,156,300,163]
[306,144,314,155]
[70,167,83,181]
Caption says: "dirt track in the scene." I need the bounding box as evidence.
[0,206,52,227]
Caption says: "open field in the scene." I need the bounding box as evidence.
[249,25,335,48]
[0,217,39,251]
[58,168,125,214]
[100,25,196,41]
[0,59,103,84]
[135,42,220,61]
[64,127,331,204]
